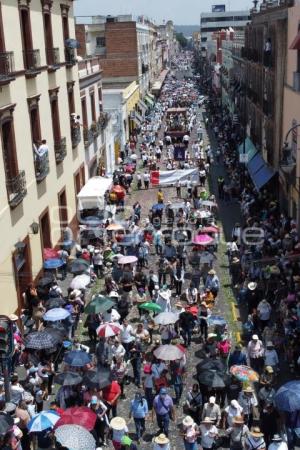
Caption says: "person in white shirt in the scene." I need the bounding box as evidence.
[224,399,243,427]
[111,339,126,360]
[268,434,288,450]
[34,139,49,158]
[102,308,121,323]
[264,342,279,370]
[199,417,218,449]
[257,299,272,329]
[238,386,258,426]
[120,319,135,353]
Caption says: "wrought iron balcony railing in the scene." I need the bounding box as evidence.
[34,152,50,182]
[0,51,15,82]
[6,170,27,207]
[83,128,94,148]
[71,126,81,148]
[65,48,76,67]
[23,49,41,73]
[54,137,67,163]
[46,47,60,68]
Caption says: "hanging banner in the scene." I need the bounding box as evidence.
[150,169,199,186]
[174,144,186,161]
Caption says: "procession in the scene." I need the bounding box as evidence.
[1,50,300,450]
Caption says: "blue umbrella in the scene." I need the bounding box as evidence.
[43,258,64,269]
[43,308,70,322]
[207,315,227,326]
[152,203,165,211]
[65,38,80,49]
[28,410,60,432]
[64,350,92,367]
[82,216,103,227]
[275,381,300,412]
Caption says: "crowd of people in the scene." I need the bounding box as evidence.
[0,51,298,450]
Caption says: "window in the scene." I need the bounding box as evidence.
[1,119,18,180]
[28,96,42,145]
[90,91,96,122]
[40,209,52,249]
[81,97,88,128]
[61,4,70,41]
[0,4,5,52]
[43,12,54,65]
[49,90,61,143]
[58,187,68,232]
[67,82,75,115]
[19,6,35,70]
[98,86,103,112]
[96,37,105,47]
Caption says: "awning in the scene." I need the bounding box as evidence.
[77,176,113,211]
[238,137,258,162]
[247,152,276,190]
[138,100,148,112]
[147,92,155,100]
[290,31,300,50]
[144,95,154,107]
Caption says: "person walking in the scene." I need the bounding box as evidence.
[247,334,265,373]
[199,417,218,450]
[152,434,170,450]
[152,388,175,437]
[268,435,288,450]
[226,416,249,450]
[173,260,184,296]
[129,392,148,443]
[182,415,199,450]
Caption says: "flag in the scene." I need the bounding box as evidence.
[150,169,199,186]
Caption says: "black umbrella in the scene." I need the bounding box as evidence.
[37,274,55,287]
[45,297,66,310]
[196,358,226,373]
[0,414,14,435]
[45,322,68,336]
[197,369,230,389]
[70,264,89,275]
[82,369,112,389]
[54,372,83,386]
[24,330,60,350]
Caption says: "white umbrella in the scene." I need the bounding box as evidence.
[70,274,90,290]
[118,255,138,265]
[201,200,217,208]
[154,312,179,325]
[54,424,96,450]
[154,344,184,361]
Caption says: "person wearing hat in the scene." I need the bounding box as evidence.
[152,388,175,437]
[246,282,261,314]
[205,269,220,298]
[268,434,288,450]
[258,381,275,408]
[247,335,265,373]
[199,416,218,450]
[89,395,108,447]
[228,343,247,368]
[182,415,199,450]
[223,400,243,428]
[225,416,249,450]
[245,427,266,450]
[152,433,170,450]
[129,391,148,443]
[257,299,272,331]
[230,256,242,288]
[110,417,128,450]
[264,342,279,372]
[202,397,221,427]
[185,383,203,424]
[238,387,258,428]
[259,366,275,387]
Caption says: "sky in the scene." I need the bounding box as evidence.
[74,0,252,25]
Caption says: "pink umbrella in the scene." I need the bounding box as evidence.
[193,234,214,245]
[199,226,219,234]
[118,255,138,265]
[96,323,121,338]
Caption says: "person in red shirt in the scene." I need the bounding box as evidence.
[102,380,121,419]
[49,401,64,416]
[217,335,231,360]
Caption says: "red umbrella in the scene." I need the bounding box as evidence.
[112,185,125,200]
[96,323,121,338]
[54,406,97,431]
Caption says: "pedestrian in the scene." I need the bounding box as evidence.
[267,434,288,450]
[110,417,128,450]
[228,343,247,368]
[170,359,184,405]
[143,364,154,409]
[247,334,265,373]
[102,379,121,418]
[257,299,272,330]
[176,179,181,197]
[182,415,199,450]
[120,435,138,450]
[179,308,195,347]
[152,388,175,437]
[199,416,218,450]
[205,269,220,298]
[237,386,258,428]
[173,259,184,296]
[264,342,279,372]
[226,415,249,450]
[143,171,150,189]
[201,396,221,426]
[185,383,203,424]
[89,395,108,447]
[157,188,164,204]
[223,400,243,428]
[129,392,148,442]
[245,427,266,450]
[152,433,170,450]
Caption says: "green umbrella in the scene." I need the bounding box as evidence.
[84,296,115,314]
[138,302,162,313]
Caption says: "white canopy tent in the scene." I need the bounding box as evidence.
[77,176,113,211]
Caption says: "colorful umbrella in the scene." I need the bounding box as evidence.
[54,372,83,386]
[84,296,115,315]
[24,330,60,350]
[82,369,112,389]
[70,274,90,290]
[106,223,124,231]
[55,407,97,431]
[43,308,70,322]
[193,234,214,245]
[54,424,96,450]
[43,258,64,269]
[199,226,219,234]
[138,302,162,313]
[154,312,179,325]
[230,365,259,382]
[275,381,300,412]
[154,344,184,361]
[118,255,138,265]
[96,323,121,338]
[28,410,60,432]
[207,315,227,326]
[64,350,92,368]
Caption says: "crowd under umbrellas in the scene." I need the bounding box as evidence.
[0,51,298,450]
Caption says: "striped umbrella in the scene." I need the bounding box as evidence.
[28,410,60,432]
[96,323,121,338]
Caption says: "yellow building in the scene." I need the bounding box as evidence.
[0,0,85,315]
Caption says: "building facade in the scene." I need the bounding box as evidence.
[0,0,85,315]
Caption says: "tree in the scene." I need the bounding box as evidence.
[176,32,188,49]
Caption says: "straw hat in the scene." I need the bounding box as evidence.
[250,427,264,437]
[233,416,244,424]
[266,341,274,348]
[154,434,170,444]
[248,282,257,291]
[183,416,194,427]
[110,416,126,430]
[207,333,217,339]
[243,386,254,393]
[201,416,214,424]
[175,302,183,308]
[271,434,283,441]
[9,314,18,322]
[208,269,216,275]
[232,257,240,263]
[265,366,274,373]
[252,334,259,341]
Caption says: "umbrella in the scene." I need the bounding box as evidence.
[24,331,60,350]
[197,358,226,372]
[82,369,112,389]
[154,312,179,325]
[106,223,124,231]
[70,274,90,290]
[199,226,219,233]
[196,210,211,219]
[28,410,60,433]
[193,234,214,245]
[70,259,90,275]
[152,203,165,211]
[54,372,83,386]
[197,370,230,388]
[84,296,114,315]
[201,200,217,207]
[139,302,162,313]
[154,344,184,361]
[82,216,103,227]
[45,297,66,310]
[96,323,121,338]
[37,274,55,287]
[274,381,300,412]
[55,407,97,431]
[55,424,96,450]
[65,38,80,49]
[43,258,64,269]
[64,350,92,368]
[43,308,70,322]
[207,315,227,326]
[230,365,259,382]
[44,324,67,339]
[0,414,13,435]
[118,255,138,265]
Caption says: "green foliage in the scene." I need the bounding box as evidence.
[176,32,188,48]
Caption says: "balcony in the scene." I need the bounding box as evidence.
[0,51,15,85]
[71,125,81,148]
[34,152,50,182]
[46,47,60,70]
[23,49,41,76]
[83,127,94,148]
[98,112,109,130]
[54,137,67,163]
[65,48,76,67]
[6,170,27,208]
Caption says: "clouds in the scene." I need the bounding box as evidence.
[74,0,252,25]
